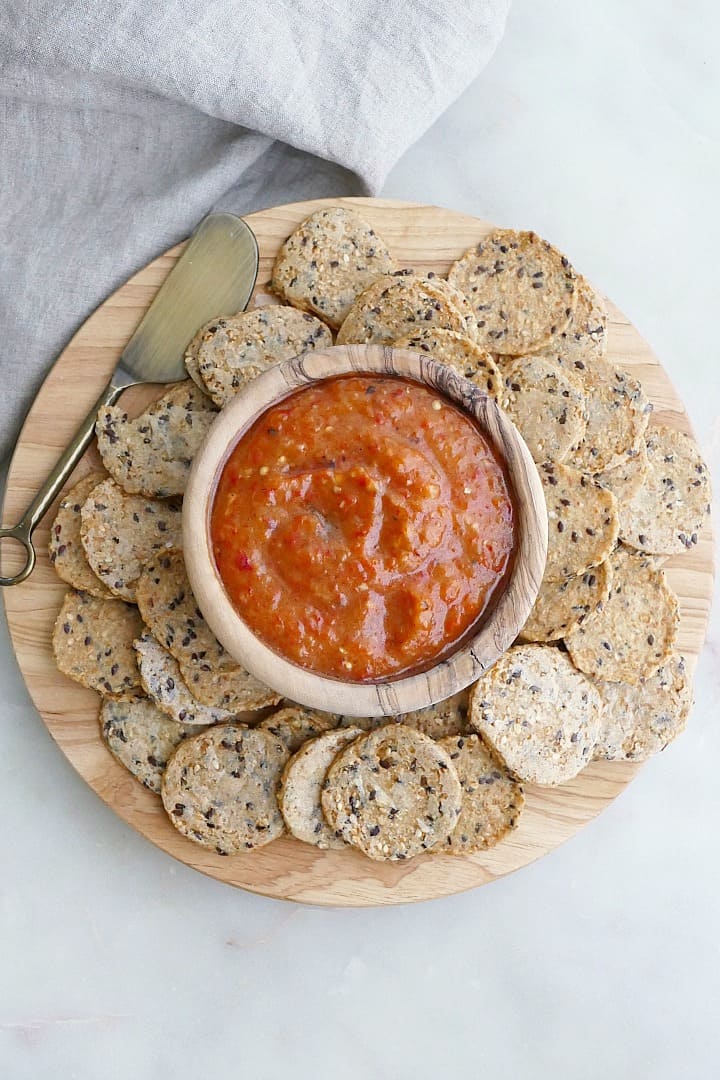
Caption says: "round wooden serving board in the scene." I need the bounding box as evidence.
[1,198,713,906]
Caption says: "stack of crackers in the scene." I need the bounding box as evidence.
[50,206,710,863]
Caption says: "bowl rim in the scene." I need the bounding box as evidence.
[183,344,547,716]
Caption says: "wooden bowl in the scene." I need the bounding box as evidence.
[183,344,547,716]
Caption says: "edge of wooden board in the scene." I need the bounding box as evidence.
[1,198,713,905]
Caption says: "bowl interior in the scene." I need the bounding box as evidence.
[183,344,547,716]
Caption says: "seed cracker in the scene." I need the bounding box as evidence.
[393,329,501,396]
[177,657,280,712]
[447,229,577,355]
[196,307,332,408]
[183,322,209,389]
[500,354,587,464]
[53,589,144,697]
[161,725,289,854]
[100,696,202,793]
[469,644,603,785]
[335,691,470,739]
[271,206,396,329]
[259,706,337,753]
[336,714,390,733]
[592,655,692,761]
[564,546,679,684]
[541,462,619,580]
[335,273,469,345]
[617,425,711,554]
[80,478,182,601]
[96,381,217,498]
[564,358,651,473]
[321,724,462,861]
[48,473,115,599]
[135,550,280,711]
[547,275,608,366]
[136,549,231,669]
[422,275,480,340]
[594,442,649,503]
[134,633,235,727]
[519,560,612,643]
[278,727,364,849]
[437,734,524,854]
[395,690,471,739]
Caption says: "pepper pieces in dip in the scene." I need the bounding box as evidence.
[211,375,514,681]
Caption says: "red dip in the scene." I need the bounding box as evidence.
[211,375,514,681]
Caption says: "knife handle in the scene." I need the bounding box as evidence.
[0,379,125,587]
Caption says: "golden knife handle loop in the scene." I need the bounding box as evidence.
[0,524,36,587]
[0,379,125,587]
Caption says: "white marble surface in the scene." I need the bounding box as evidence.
[2,1,719,1076]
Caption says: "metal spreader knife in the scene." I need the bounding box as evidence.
[0,213,259,587]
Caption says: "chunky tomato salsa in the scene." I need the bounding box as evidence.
[211,375,514,681]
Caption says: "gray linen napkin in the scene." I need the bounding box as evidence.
[0,0,509,462]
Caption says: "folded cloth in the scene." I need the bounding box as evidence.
[0,0,509,461]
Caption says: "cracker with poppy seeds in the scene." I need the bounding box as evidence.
[48,473,116,599]
[161,725,289,854]
[564,358,651,474]
[136,549,231,669]
[422,276,480,340]
[594,442,649,503]
[195,307,332,408]
[564,546,679,684]
[395,690,471,739]
[617,425,711,555]
[336,714,388,732]
[541,462,619,580]
[544,275,608,366]
[393,329,501,396]
[335,691,470,739]
[447,229,577,355]
[178,656,281,712]
[321,724,462,861]
[96,381,217,498]
[592,655,692,761]
[135,551,279,710]
[519,560,612,643]
[184,320,216,389]
[499,354,587,464]
[53,589,144,697]
[185,302,296,387]
[335,273,469,345]
[469,644,603,785]
[134,633,235,727]
[271,206,396,329]
[437,734,524,854]
[278,727,364,849]
[80,478,182,602]
[259,705,337,753]
[100,696,203,793]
